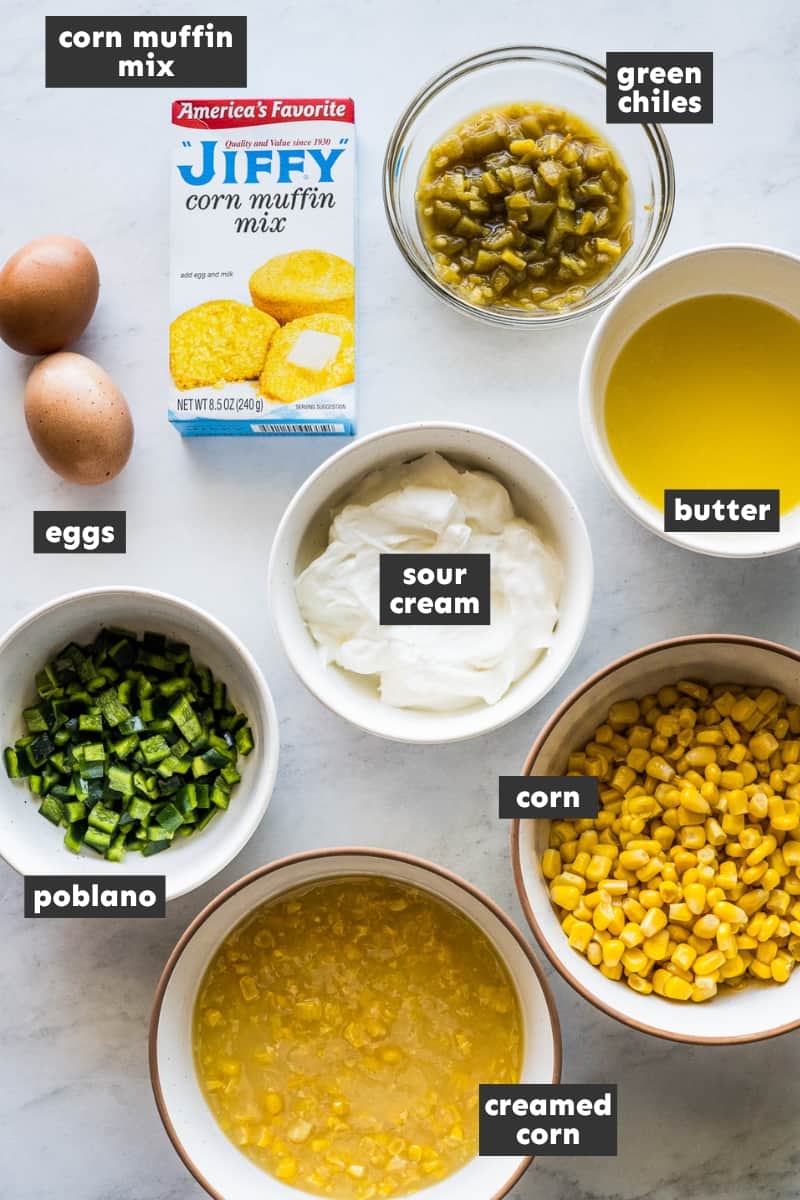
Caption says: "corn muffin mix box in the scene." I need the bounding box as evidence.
[170,98,356,435]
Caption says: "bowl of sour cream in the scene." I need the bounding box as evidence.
[268,422,593,743]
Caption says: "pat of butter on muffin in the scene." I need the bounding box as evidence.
[260,313,354,404]
[286,329,342,371]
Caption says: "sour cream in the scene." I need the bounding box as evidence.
[295,452,562,711]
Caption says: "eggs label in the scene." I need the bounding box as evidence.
[480,1085,617,1156]
[33,511,126,554]
[664,490,780,533]
[379,554,491,625]
[24,875,165,918]
[498,776,599,819]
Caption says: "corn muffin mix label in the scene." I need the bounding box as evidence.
[170,98,356,435]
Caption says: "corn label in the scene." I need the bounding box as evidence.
[499,777,599,819]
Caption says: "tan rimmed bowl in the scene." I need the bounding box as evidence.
[150,848,562,1200]
[512,634,800,1045]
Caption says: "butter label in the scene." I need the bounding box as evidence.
[170,98,356,436]
[664,490,780,532]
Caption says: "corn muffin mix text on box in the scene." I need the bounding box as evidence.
[170,97,356,436]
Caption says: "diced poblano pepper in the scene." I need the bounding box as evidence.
[4,631,251,860]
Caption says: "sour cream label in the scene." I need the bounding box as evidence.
[379,553,491,625]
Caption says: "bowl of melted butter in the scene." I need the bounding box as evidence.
[581,243,800,557]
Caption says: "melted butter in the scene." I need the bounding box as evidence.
[604,294,800,514]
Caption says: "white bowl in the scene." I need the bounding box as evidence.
[150,848,562,1200]
[269,422,593,743]
[513,634,800,1044]
[0,587,279,900]
[580,243,800,557]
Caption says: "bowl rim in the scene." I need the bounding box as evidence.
[149,845,564,1200]
[0,585,280,898]
[267,420,594,744]
[579,240,800,558]
[382,43,676,329]
[511,631,800,1045]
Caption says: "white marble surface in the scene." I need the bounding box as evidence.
[2,1,800,1197]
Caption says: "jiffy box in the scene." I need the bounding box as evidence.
[170,98,356,436]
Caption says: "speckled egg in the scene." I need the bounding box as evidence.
[0,235,99,355]
[24,352,133,485]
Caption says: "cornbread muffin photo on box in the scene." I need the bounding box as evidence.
[170,300,279,390]
[249,250,355,323]
[260,313,355,404]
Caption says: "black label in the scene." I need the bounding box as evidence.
[606,52,713,123]
[379,554,491,626]
[25,875,166,917]
[45,16,247,87]
[499,776,599,819]
[480,1085,617,1157]
[33,511,126,553]
[664,490,779,533]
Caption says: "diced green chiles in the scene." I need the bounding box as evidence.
[416,100,631,312]
[3,628,253,862]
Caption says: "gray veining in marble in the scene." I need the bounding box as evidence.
[2,0,800,1197]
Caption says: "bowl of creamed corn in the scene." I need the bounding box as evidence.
[512,634,800,1044]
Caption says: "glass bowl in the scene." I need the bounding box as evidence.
[383,45,675,328]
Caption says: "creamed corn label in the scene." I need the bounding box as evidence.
[170,97,356,435]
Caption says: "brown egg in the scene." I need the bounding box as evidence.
[24,352,133,485]
[0,235,99,355]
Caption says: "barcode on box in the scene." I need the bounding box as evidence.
[250,423,346,434]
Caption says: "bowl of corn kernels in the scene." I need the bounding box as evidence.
[512,633,800,1044]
